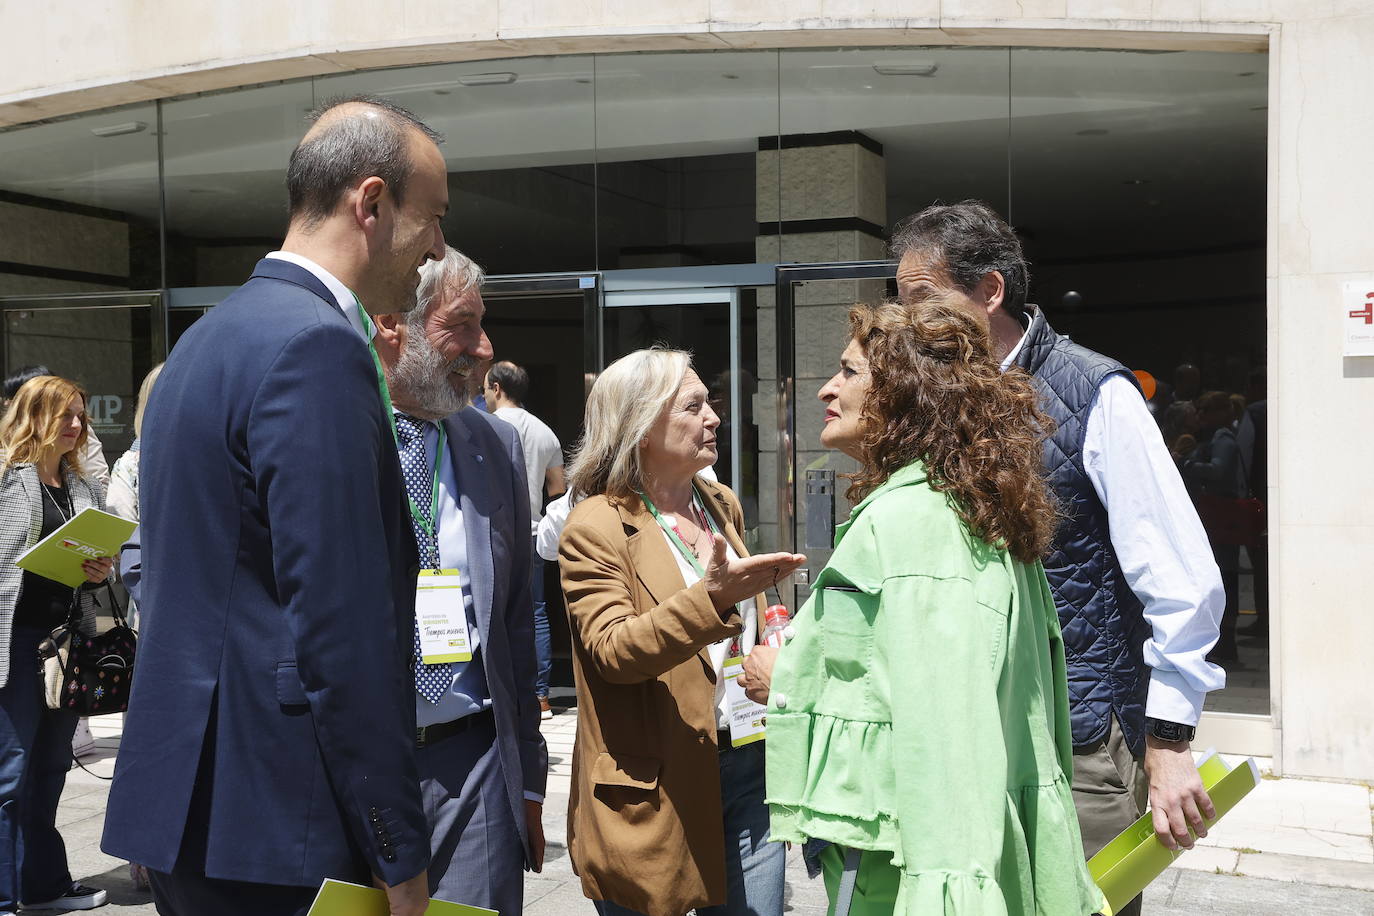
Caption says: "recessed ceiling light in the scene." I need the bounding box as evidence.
[434,89,451,96]
[872,62,938,77]
[457,72,517,87]
[1122,178,1150,186]
[1076,128,1109,136]
[574,78,591,84]
[722,74,739,80]
[90,121,147,138]
[1236,71,1256,77]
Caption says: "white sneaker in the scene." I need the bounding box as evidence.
[21,883,108,910]
[70,720,97,759]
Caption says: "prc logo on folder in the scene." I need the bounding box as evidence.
[59,537,105,559]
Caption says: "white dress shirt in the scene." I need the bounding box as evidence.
[1003,324,1226,725]
[265,251,367,340]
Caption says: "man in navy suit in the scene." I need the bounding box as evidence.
[102,97,450,916]
[368,246,548,914]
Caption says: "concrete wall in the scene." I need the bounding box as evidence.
[4,2,1372,781]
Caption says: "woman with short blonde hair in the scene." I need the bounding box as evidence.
[0,374,112,913]
[558,348,804,916]
[107,362,164,522]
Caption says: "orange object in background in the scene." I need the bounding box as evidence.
[1133,369,1157,401]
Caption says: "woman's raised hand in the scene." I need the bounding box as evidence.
[703,535,805,612]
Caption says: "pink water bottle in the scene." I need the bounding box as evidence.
[761,604,791,648]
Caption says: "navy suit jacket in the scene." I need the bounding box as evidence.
[101,259,428,887]
[442,408,549,865]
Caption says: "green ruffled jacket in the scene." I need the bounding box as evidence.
[765,461,1105,915]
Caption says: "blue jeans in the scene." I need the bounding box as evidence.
[532,540,552,698]
[594,741,784,916]
[0,628,79,909]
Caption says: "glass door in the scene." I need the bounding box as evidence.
[0,291,166,469]
[602,286,763,545]
[773,261,896,610]
[480,273,601,457]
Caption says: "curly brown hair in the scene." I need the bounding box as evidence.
[844,297,1059,562]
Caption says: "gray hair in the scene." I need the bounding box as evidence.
[286,95,443,230]
[415,246,485,318]
[566,349,691,502]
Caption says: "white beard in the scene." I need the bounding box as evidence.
[390,329,474,420]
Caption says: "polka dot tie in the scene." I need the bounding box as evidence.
[395,412,453,704]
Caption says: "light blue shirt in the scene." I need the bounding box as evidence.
[406,415,491,727]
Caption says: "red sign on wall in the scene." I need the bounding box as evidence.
[1345,283,1374,356]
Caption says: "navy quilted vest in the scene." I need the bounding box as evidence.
[1014,308,1151,756]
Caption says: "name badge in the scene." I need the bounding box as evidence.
[723,656,767,748]
[416,569,473,664]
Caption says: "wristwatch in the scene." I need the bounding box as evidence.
[1144,717,1196,743]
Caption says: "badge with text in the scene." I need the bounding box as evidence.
[723,656,767,748]
[416,569,472,665]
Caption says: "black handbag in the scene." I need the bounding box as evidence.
[41,583,137,716]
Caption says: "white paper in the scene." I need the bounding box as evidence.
[723,656,767,747]
[416,569,472,664]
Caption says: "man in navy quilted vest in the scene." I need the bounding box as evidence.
[894,200,1225,916]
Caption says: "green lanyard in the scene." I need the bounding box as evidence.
[357,302,446,554]
[640,485,722,577]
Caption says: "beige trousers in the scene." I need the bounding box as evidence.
[1072,716,1150,916]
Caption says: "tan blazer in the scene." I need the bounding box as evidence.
[558,476,765,916]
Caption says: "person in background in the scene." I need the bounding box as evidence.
[103,361,162,892]
[558,348,804,916]
[1172,363,1201,405]
[4,368,113,766]
[1160,401,1200,462]
[1235,371,1268,641]
[0,375,113,914]
[106,363,164,524]
[1182,391,1247,663]
[740,298,1103,915]
[467,344,493,412]
[484,360,566,719]
[5,366,108,493]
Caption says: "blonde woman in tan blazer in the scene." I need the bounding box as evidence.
[558,349,805,916]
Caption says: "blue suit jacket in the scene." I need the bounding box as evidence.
[442,408,549,864]
[101,259,428,887]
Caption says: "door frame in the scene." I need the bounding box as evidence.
[481,272,603,384]
[603,286,744,493]
[0,290,168,371]
[773,260,895,606]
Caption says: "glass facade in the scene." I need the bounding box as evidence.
[0,45,1269,713]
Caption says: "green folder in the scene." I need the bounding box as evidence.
[1088,751,1261,915]
[14,506,136,588]
[307,879,497,916]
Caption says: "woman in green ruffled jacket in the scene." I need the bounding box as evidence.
[741,296,1104,915]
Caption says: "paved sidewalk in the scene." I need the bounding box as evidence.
[55,710,1374,914]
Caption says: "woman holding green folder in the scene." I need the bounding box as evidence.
[745,298,1105,915]
[0,375,113,914]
